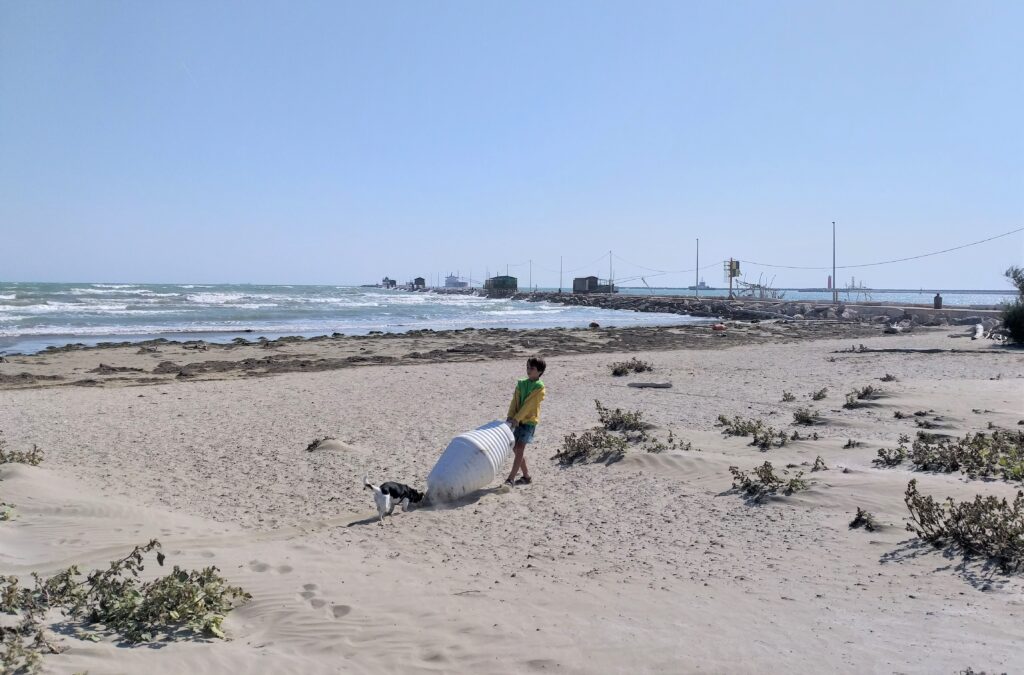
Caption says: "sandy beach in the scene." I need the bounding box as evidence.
[2,322,1022,674]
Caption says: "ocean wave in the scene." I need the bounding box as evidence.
[186,293,249,304]
[0,302,131,315]
[0,294,15,300]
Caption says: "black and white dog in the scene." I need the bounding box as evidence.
[379,481,425,512]
[363,475,425,525]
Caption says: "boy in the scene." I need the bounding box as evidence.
[504,356,547,486]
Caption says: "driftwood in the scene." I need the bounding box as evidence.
[627,382,673,389]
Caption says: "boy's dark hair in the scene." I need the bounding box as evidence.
[527,356,547,375]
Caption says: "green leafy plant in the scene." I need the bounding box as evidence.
[715,416,785,449]
[874,445,908,467]
[844,385,884,409]
[792,408,823,426]
[716,415,764,437]
[849,507,879,531]
[0,440,44,466]
[552,430,628,465]
[595,400,647,435]
[0,540,250,671]
[880,373,899,382]
[642,430,691,454]
[904,479,1024,571]
[608,357,654,376]
[781,391,796,402]
[811,456,828,472]
[1002,265,1024,343]
[729,462,808,501]
[905,430,1024,482]
[810,388,828,401]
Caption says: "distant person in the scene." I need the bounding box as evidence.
[504,356,547,486]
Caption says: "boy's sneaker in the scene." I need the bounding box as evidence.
[515,475,532,485]
[503,478,515,487]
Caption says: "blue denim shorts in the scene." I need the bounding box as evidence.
[513,424,536,445]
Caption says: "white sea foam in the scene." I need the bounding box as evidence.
[186,293,248,304]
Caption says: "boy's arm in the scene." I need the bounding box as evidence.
[511,386,546,423]
[507,387,520,421]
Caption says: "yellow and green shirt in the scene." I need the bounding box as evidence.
[508,377,546,427]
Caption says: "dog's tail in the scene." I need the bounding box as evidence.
[363,473,373,490]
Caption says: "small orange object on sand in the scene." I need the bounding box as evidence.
[711,323,726,331]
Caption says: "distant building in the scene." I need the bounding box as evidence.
[573,276,599,293]
[413,277,426,289]
[445,273,468,288]
[573,276,616,294]
[484,275,518,295]
[382,276,397,289]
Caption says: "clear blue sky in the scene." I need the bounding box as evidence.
[1,1,1021,289]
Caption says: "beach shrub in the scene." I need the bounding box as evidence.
[810,388,828,401]
[553,430,628,465]
[715,416,785,449]
[880,373,899,382]
[811,456,828,472]
[904,479,1024,571]
[792,408,823,426]
[843,439,862,449]
[729,462,808,501]
[904,430,1024,482]
[0,441,43,466]
[716,415,763,437]
[1003,265,1024,344]
[874,445,908,467]
[781,391,796,402]
[0,540,250,671]
[843,385,883,409]
[595,400,646,435]
[642,430,691,454]
[608,357,653,376]
[0,503,12,521]
[849,507,879,531]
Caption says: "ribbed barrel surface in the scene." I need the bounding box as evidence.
[426,420,514,503]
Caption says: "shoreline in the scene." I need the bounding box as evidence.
[0,321,895,390]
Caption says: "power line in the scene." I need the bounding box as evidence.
[740,226,1022,271]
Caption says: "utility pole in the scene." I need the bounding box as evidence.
[559,256,563,294]
[695,238,699,297]
[529,260,532,291]
[609,250,613,294]
[832,221,837,304]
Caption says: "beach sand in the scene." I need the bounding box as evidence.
[2,323,1022,673]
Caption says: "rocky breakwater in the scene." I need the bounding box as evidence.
[510,292,1007,332]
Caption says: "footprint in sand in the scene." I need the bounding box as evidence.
[296,584,351,619]
[248,560,294,574]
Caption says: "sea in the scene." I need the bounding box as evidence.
[0,282,704,356]
[0,282,1013,356]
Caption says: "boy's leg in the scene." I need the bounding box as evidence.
[506,442,526,483]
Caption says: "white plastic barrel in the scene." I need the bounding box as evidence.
[426,420,515,503]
